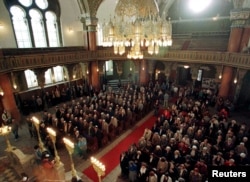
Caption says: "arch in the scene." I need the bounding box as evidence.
[238,70,250,109]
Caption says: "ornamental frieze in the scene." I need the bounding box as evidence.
[230,10,250,20]
[1,49,250,74]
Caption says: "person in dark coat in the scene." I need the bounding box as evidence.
[91,125,103,148]
[137,162,149,182]
[120,151,129,178]
[147,153,159,170]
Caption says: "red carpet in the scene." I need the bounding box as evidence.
[83,115,156,181]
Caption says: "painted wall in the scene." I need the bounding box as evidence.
[0,0,86,48]
[0,1,17,48]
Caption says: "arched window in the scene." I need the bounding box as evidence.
[30,9,47,47]
[53,66,64,82]
[45,69,53,84]
[44,66,64,85]
[24,69,38,88]
[46,12,60,47]
[10,6,32,48]
[5,0,61,48]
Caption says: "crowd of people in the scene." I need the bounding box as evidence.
[25,81,164,162]
[119,87,250,182]
[2,79,249,182]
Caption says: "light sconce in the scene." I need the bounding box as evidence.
[96,61,99,72]
[73,75,76,79]
[212,14,220,21]
[219,65,224,79]
[86,70,89,74]
[142,60,145,71]
[13,84,17,90]
[184,65,189,69]
[234,68,239,84]
[68,27,73,33]
[233,77,237,84]
[0,86,4,96]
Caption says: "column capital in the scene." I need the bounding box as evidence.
[84,17,98,32]
[230,9,250,27]
[80,16,98,31]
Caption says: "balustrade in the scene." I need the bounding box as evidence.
[0,48,250,74]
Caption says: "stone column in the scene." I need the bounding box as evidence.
[85,17,100,90]
[218,4,250,98]
[148,60,155,81]
[0,73,20,122]
[133,60,140,85]
[98,61,105,88]
[139,59,148,86]
[33,68,48,88]
[65,64,76,82]
[85,17,98,51]
[90,61,100,91]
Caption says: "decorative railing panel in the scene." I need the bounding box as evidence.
[0,48,250,74]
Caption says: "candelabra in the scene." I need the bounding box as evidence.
[90,157,106,182]
[0,125,13,151]
[32,116,45,151]
[46,127,62,167]
[63,137,77,178]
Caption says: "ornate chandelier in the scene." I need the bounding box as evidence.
[101,0,172,59]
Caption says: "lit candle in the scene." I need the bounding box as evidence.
[63,137,74,149]
[47,127,56,137]
[32,116,40,125]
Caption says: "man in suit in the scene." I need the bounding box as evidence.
[137,162,149,182]
[120,151,129,178]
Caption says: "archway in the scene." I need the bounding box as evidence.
[238,70,250,110]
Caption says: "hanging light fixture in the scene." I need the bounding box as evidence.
[101,0,172,59]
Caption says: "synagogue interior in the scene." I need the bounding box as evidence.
[0,0,250,182]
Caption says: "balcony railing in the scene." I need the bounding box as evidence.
[0,47,250,73]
